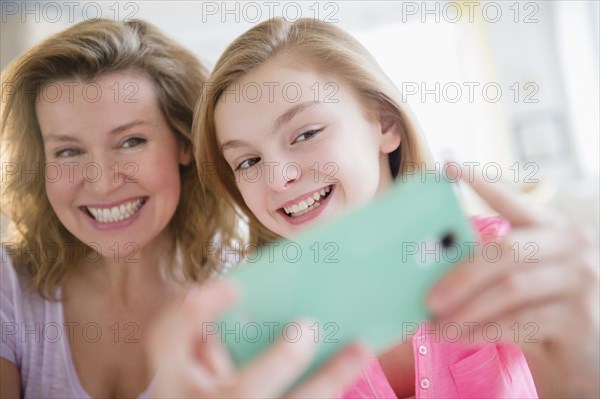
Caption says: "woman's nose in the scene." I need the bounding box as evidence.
[82,155,124,196]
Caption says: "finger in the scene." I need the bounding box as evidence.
[184,281,239,377]
[285,342,371,398]
[465,301,569,345]
[233,320,318,398]
[148,281,238,377]
[426,300,562,347]
[438,261,582,325]
[446,161,553,228]
[183,280,240,322]
[428,226,584,316]
[147,302,214,395]
[194,329,236,378]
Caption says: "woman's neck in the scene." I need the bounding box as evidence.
[67,231,187,308]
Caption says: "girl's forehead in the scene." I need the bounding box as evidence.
[214,74,370,148]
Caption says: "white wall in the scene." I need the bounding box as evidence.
[1,0,599,230]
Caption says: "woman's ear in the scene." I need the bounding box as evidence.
[379,113,402,154]
[179,142,193,166]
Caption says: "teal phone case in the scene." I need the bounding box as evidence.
[218,173,476,377]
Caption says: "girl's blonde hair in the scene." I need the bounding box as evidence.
[195,17,427,248]
[1,19,228,298]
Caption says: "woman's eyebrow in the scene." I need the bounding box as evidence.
[109,119,148,135]
[42,134,80,144]
[43,120,149,143]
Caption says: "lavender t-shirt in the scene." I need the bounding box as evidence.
[0,247,154,398]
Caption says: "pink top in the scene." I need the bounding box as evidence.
[1,216,537,398]
[340,216,538,398]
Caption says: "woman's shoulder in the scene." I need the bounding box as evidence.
[1,245,25,299]
[1,244,52,315]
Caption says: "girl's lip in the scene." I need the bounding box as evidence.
[278,185,333,210]
[277,185,335,226]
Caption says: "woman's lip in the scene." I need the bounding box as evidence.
[277,185,333,210]
[81,197,148,230]
[278,185,335,226]
[82,196,147,209]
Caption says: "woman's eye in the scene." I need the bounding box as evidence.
[122,137,146,149]
[294,129,321,143]
[54,148,82,158]
[236,157,260,171]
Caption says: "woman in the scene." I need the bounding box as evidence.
[0,18,368,398]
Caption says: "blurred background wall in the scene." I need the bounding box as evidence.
[1,0,599,232]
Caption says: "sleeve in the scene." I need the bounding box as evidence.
[1,245,20,366]
[471,215,511,244]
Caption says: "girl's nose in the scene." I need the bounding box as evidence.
[265,161,302,193]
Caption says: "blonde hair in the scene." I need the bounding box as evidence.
[194,17,427,247]
[1,19,227,299]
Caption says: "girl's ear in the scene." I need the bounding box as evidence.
[379,113,402,154]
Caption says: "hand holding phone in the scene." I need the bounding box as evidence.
[218,173,476,379]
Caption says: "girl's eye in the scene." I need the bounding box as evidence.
[236,157,261,171]
[293,129,322,144]
[54,148,83,158]
[122,137,146,149]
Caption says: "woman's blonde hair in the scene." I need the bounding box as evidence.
[194,17,427,247]
[1,18,228,298]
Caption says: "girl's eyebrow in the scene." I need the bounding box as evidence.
[273,101,322,131]
[221,102,323,152]
[221,139,251,152]
[43,120,148,143]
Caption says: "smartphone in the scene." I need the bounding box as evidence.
[217,172,476,378]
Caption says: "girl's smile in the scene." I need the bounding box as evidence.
[277,184,334,225]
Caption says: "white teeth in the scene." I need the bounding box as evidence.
[86,198,145,224]
[283,186,332,217]
[297,200,309,211]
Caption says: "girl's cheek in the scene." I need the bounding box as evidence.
[237,182,254,205]
[237,182,264,214]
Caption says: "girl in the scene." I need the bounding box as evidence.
[195,17,599,398]
[0,19,369,398]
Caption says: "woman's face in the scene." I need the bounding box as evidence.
[37,70,191,259]
[214,56,401,238]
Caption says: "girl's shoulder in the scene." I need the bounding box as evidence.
[470,215,511,244]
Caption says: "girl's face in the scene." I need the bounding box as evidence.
[215,56,401,238]
[37,70,191,258]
